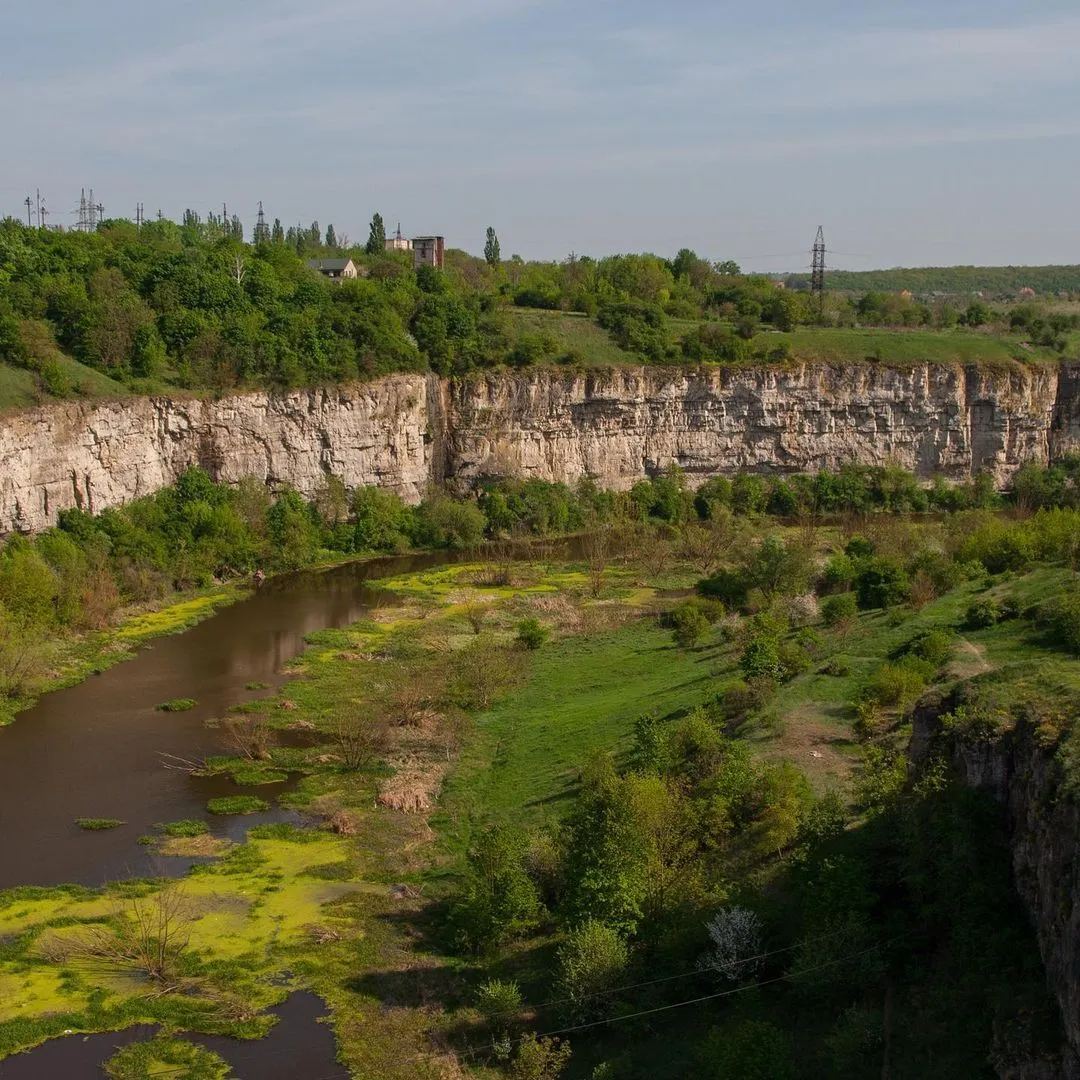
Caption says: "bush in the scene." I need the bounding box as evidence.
[554,920,630,1021]
[906,629,955,667]
[777,640,812,681]
[739,635,781,681]
[965,598,1000,630]
[697,568,750,609]
[864,657,934,707]
[475,978,524,1028]
[822,655,852,677]
[516,618,549,650]
[1036,591,1080,654]
[451,825,541,951]
[694,1020,797,1080]
[853,558,909,610]
[510,1034,572,1080]
[822,592,858,627]
[672,604,710,649]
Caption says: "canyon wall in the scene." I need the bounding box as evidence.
[913,703,1080,1079]
[2,361,1079,533]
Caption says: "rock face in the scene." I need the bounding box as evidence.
[914,703,1080,1078]
[2,361,1079,534]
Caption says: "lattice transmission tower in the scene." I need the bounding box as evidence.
[810,226,826,316]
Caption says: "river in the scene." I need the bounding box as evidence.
[0,548,490,1078]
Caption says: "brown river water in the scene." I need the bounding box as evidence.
[0,549,492,1078]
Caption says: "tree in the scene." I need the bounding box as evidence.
[484,226,501,267]
[554,920,629,1020]
[325,223,337,249]
[451,825,541,950]
[699,906,764,981]
[271,218,284,244]
[366,213,386,255]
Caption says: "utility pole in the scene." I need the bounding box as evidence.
[24,195,32,227]
[811,226,826,317]
[136,203,144,230]
[253,201,270,244]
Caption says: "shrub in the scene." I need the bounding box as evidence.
[854,558,909,610]
[1036,591,1080,655]
[516,618,548,650]
[75,818,124,830]
[941,702,1010,740]
[672,604,710,649]
[906,629,955,668]
[739,635,781,681]
[510,1034,572,1080]
[845,536,875,560]
[206,795,269,815]
[156,698,198,713]
[554,920,630,1021]
[475,978,524,1028]
[864,657,933,707]
[451,825,541,951]
[697,568,750,609]
[822,655,852,677]
[695,1020,797,1080]
[777,641,813,681]
[965,598,1000,630]
[822,592,858,627]
[822,553,856,591]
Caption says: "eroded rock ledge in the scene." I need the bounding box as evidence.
[2,362,1078,534]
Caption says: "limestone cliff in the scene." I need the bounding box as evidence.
[914,701,1080,1078]
[2,361,1079,534]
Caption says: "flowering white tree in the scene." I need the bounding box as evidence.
[699,906,763,981]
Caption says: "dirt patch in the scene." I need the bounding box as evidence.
[766,706,858,789]
[950,639,994,679]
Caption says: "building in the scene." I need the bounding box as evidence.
[412,236,445,270]
[384,223,412,253]
[306,258,359,280]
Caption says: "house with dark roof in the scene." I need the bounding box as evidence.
[306,258,360,280]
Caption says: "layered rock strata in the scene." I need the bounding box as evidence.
[1,362,1078,534]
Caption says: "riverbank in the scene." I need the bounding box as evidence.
[0,584,249,727]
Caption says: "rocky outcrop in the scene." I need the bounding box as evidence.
[914,704,1080,1078]
[2,361,1079,534]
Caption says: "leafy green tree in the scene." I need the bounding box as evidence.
[484,226,501,267]
[366,213,386,255]
[510,1035,572,1080]
[853,557,909,609]
[325,224,337,249]
[451,825,541,950]
[554,920,629,1020]
[695,1021,796,1079]
[562,755,648,933]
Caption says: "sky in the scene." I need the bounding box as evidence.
[3,0,1080,271]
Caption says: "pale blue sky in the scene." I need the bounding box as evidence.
[4,0,1080,270]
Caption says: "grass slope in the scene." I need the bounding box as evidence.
[440,622,714,833]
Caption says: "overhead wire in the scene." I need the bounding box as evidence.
[452,932,911,1064]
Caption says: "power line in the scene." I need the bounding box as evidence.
[454,934,907,1065]
[509,923,865,1016]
